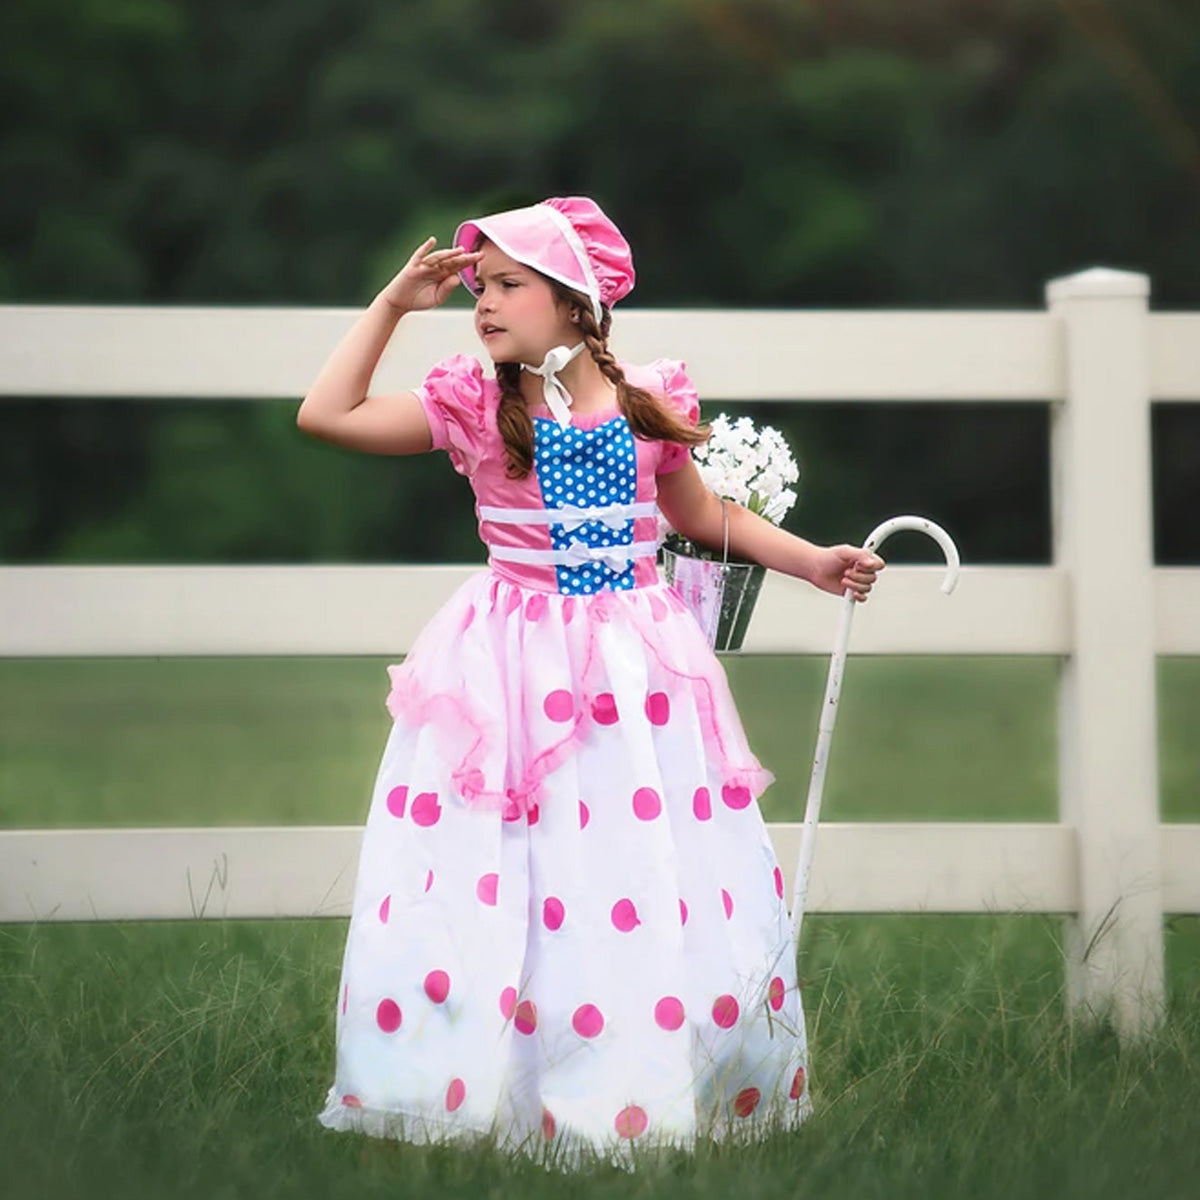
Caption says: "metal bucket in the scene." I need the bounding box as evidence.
[660,546,766,652]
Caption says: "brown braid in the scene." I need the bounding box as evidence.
[568,292,710,454]
[494,360,534,478]
[493,280,709,478]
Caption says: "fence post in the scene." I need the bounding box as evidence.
[1046,267,1164,1038]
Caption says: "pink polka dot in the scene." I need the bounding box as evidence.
[341,983,348,1015]
[424,970,450,1004]
[572,1003,605,1038]
[543,689,574,723]
[614,1105,648,1140]
[648,593,669,622]
[679,899,689,925]
[476,873,498,906]
[543,897,565,931]
[376,998,402,1033]
[445,1077,466,1112]
[734,1087,761,1118]
[386,786,408,818]
[774,866,784,899]
[693,787,712,821]
[721,782,752,810]
[592,693,619,725]
[425,869,434,893]
[666,589,686,613]
[632,787,662,821]
[721,888,734,919]
[499,986,516,1020]
[378,894,391,924]
[611,898,640,932]
[790,1066,807,1100]
[579,800,590,829]
[644,692,670,725]
[768,976,786,1011]
[411,791,442,826]
[527,802,540,826]
[503,588,521,616]
[514,999,538,1035]
[525,593,548,622]
[341,1094,361,1108]
[712,994,739,1029]
[502,795,522,822]
[654,996,685,1031]
[563,597,576,623]
[542,1108,557,1140]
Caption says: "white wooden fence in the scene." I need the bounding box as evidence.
[1,268,1198,1042]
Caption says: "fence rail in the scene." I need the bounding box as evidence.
[1,267,1198,1042]
[3,301,1196,403]
[2,564,1200,657]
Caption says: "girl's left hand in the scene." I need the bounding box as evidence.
[810,546,885,601]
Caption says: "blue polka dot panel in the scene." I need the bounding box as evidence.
[532,416,638,595]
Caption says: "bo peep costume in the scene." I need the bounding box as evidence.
[319,198,810,1164]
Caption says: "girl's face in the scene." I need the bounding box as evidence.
[471,242,578,366]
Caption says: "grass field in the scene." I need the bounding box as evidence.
[2,916,1198,1199]
[2,657,1198,1198]
[3,656,1198,826]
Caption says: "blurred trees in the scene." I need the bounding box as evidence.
[1,0,1197,563]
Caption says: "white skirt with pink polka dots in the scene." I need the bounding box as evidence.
[318,571,811,1164]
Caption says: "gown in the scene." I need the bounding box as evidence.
[318,355,811,1165]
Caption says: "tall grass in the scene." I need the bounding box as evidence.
[2,916,1198,1199]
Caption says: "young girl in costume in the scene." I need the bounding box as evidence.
[298,196,882,1162]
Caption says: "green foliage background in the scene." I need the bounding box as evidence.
[1,0,1198,564]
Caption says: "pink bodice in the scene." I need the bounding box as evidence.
[415,356,699,593]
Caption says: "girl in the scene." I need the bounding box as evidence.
[298,196,882,1164]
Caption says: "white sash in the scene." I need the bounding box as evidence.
[489,540,659,571]
[479,501,658,533]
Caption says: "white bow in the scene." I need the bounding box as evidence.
[523,343,585,428]
[556,505,629,533]
[560,542,635,570]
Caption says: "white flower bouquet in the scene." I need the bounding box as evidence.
[693,413,800,526]
[662,414,801,557]
[661,414,801,651]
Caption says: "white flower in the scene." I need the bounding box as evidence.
[692,412,800,525]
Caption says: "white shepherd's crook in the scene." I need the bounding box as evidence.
[790,516,960,945]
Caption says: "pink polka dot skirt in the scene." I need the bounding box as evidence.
[318,572,811,1164]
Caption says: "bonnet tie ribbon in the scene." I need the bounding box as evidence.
[523,343,585,428]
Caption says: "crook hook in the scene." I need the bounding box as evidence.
[862,515,959,595]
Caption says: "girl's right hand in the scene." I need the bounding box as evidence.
[379,238,482,314]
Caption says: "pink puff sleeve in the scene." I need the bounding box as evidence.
[651,358,701,475]
[414,355,491,476]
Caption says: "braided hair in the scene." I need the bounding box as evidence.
[494,281,709,479]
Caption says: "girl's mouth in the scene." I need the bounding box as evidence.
[480,324,505,338]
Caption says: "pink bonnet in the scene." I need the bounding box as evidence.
[454,196,635,323]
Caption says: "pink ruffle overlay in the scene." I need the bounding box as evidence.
[385,574,773,818]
